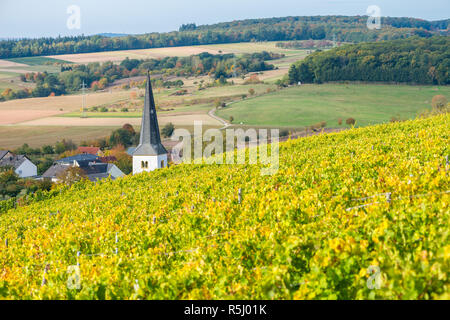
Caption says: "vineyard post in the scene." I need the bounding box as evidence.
[5,238,7,248]
[238,188,242,204]
[115,232,118,255]
[386,192,392,205]
[134,279,139,294]
[76,251,81,267]
[446,155,449,167]
[41,264,50,287]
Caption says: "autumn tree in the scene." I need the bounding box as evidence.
[56,167,87,186]
[122,123,136,135]
[109,144,132,174]
[1,88,12,97]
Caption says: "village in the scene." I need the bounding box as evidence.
[0,72,166,201]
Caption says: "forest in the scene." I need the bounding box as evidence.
[0,16,448,59]
[287,36,450,85]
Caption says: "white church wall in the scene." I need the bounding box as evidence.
[133,154,167,175]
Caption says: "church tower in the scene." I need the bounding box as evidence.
[132,71,168,175]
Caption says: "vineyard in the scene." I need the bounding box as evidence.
[0,114,449,299]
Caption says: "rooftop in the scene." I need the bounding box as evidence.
[56,154,100,163]
[0,150,9,160]
[0,154,29,170]
[77,146,101,155]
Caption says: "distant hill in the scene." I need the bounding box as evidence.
[288,36,450,85]
[96,33,130,38]
[0,15,448,59]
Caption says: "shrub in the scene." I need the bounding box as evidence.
[41,145,54,154]
[431,95,447,112]
[244,74,263,85]
[214,99,223,109]
[346,118,356,126]
[161,123,175,138]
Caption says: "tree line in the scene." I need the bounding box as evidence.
[0,16,447,59]
[287,36,449,85]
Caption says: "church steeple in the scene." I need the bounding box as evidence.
[133,71,167,156]
[132,71,168,175]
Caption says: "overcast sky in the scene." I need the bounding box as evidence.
[0,0,449,38]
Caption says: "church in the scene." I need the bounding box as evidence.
[132,72,168,175]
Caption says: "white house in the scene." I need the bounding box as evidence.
[0,150,37,178]
[132,71,168,174]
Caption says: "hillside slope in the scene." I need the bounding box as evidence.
[0,114,449,299]
[288,36,450,85]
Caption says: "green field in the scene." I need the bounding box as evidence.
[216,84,450,127]
[6,56,72,66]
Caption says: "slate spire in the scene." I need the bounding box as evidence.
[132,71,168,156]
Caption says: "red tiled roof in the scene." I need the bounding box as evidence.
[77,147,100,155]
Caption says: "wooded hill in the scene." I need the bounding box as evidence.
[1,16,448,59]
[287,36,450,85]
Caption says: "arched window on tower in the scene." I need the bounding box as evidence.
[141,161,145,168]
[145,161,148,168]
[160,160,164,168]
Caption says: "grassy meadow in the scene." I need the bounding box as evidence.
[5,56,72,66]
[216,84,450,127]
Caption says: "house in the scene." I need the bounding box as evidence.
[0,150,37,178]
[132,71,168,174]
[77,146,103,156]
[43,154,124,182]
